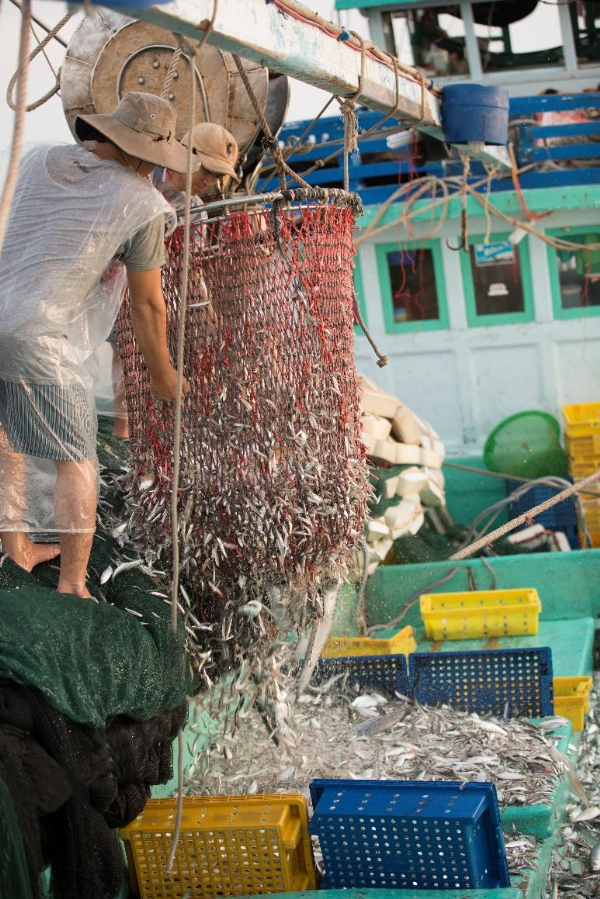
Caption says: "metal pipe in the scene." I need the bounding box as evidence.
[192,191,284,215]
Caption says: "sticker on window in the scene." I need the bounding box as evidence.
[474,241,514,267]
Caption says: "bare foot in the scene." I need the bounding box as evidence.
[2,535,60,572]
[57,579,93,599]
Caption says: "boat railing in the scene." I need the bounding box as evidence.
[265,92,600,204]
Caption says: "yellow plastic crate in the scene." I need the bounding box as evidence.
[563,402,600,437]
[582,499,600,530]
[322,625,416,658]
[119,795,316,899]
[566,432,600,460]
[569,459,600,479]
[554,676,593,732]
[420,589,541,641]
[580,526,600,548]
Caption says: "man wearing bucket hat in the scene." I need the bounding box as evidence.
[0,91,193,598]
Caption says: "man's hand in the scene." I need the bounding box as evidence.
[150,367,191,402]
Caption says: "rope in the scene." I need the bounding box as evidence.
[6,10,71,112]
[450,469,600,561]
[8,0,68,48]
[338,96,359,191]
[352,286,388,367]
[161,45,183,100]
[166,0,219,870]
[232,54,310,191]
[0,0,31,258]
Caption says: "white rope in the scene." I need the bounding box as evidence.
[450,469,600,561]
[0,0,31,258]
[166,0,218,876]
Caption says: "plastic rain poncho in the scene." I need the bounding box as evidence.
[0,142,175,534]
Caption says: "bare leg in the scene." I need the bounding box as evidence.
[0,427,60,570]
[54,459,97,598]
[111,344,130,440]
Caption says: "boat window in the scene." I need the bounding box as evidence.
[571,3,600,67]
[470,241,525,315]
[554,234,600,314]
[387,248,439,324]
[461,235,534,327]
[473,2,564,73]
[377,242,449,334]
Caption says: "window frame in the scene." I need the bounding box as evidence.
[460,232,535,327]
[547,225,600,321]
[376,239,449,334]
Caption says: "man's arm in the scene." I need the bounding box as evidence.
[126,267,190,402]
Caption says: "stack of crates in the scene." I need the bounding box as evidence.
[562,403,600,546]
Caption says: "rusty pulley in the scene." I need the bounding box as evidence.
[60,9,277,157]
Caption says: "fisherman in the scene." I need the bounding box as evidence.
[153,121,240,217]
[106,121,241,442]
[0,91,193,598]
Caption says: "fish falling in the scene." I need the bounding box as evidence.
[115,192,370,730]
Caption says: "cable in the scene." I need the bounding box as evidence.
[367,567,461,635]
[451,470,600,560]
[0,0,31,259]
[8,0,68,48]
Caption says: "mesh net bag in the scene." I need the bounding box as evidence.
[116,189,370,712]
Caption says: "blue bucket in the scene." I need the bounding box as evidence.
[442,84,509,145]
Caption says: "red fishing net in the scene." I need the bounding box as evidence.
[116,189,369,688]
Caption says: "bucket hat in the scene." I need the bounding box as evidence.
[75,92,197,174]
[182,123,240,181]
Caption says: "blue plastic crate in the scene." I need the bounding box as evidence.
[410,647,554,718]
[309,778,510,891]
[315,653,410,697]
[507,480,579,547]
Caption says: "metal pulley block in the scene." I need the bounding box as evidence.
[60,8,273,155]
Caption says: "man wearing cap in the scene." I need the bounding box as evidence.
[153,122,240,218]
[0,91,193,598]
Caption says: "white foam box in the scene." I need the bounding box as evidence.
[424,466,445,490]
[373,538,393,561]
[421,478,445,508]
[360,390,400,420]
[384,500,421,531]
[384,476,400,499]
[367,518,390,541]
[362,414,392,441]
[420,448,443,469]
[396,467,427,498]
[372,439,399,465]
[361,432,378,455]
[391,405,422,445]
[395,444,422,466]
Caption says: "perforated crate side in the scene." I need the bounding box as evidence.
[119,795,315,899]
[309,779,510,891]
[506,480,576,529]
[410,648,554,718]
[315,653,411,697]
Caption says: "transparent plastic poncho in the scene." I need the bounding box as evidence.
[0,142,174,534]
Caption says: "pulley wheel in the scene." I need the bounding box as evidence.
[61,9,269,154]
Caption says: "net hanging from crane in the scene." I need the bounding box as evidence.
[115,189,369,705]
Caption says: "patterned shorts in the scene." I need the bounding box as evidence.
[0,379,96,462]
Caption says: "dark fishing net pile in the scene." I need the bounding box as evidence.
[115,192,370,724]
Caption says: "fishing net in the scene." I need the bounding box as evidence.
[116,188,370,718]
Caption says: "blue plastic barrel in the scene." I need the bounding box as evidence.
[441,84,509,145]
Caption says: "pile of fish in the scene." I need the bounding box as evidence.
[545,677,600,898]
[191,685,567,807]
